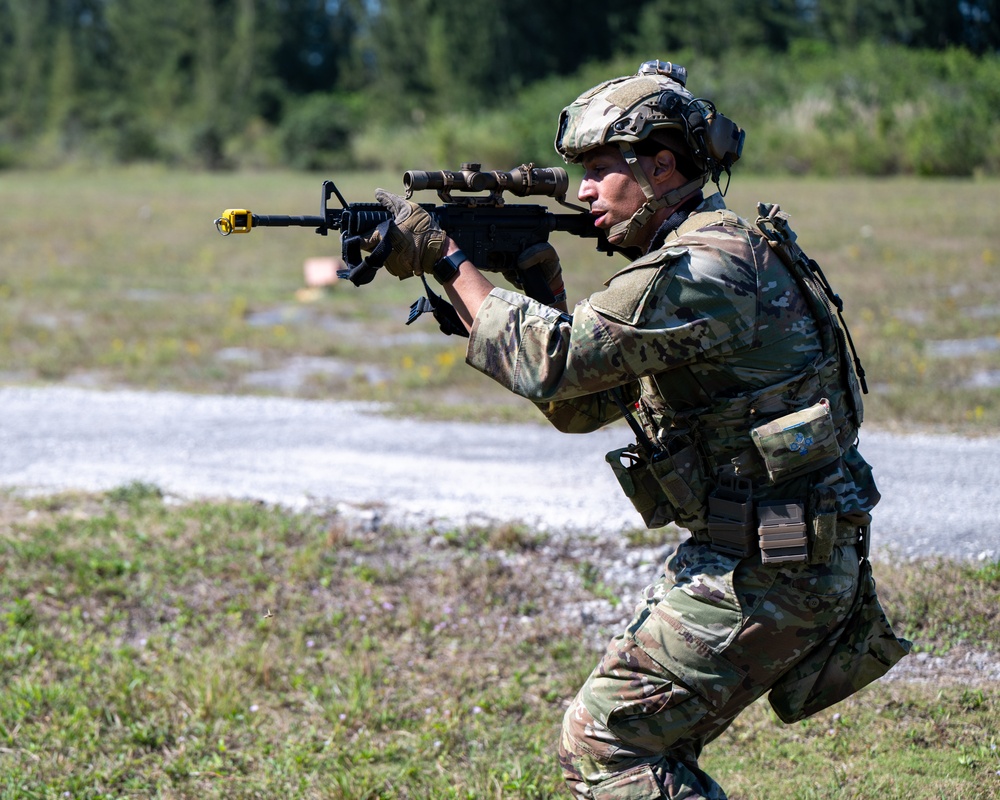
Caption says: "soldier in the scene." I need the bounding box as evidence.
[364,60,908,799]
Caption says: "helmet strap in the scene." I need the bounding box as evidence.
[609,143,709,248]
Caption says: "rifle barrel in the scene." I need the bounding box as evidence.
[253,214,327,228]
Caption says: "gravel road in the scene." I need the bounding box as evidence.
[3,385,999,562]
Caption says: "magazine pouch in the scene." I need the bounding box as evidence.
[605,444,708,530]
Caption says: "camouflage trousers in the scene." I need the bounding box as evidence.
[559,539,860,799]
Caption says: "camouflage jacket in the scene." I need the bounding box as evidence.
[466,193,879,527]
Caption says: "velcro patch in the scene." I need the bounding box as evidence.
[589,247,686,325]
[606,76,661,110]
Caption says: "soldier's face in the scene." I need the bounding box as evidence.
[578,146,649,244]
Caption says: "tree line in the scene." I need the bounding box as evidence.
[1,0,998,175]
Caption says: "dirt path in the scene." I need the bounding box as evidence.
[3,385,1000,562]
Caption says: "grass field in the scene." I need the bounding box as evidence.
[1,168,999,430]
[1,487,998,799]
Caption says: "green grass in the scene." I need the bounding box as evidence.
[703,684,1000,799]
[1,487,998,799]
[1,168,999,431]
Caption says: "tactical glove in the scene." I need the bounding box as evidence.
[363,189,447,279]
[503,242,567,309]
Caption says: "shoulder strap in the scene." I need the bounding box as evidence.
[667,197,747,242]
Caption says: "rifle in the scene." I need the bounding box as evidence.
[214,163,630,334]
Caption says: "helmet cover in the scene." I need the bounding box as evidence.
[555,60,696,164]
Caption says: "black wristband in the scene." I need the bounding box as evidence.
[432,249,466,285]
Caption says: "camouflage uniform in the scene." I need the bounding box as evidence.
[465,191,891,799]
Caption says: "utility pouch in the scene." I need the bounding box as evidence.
[606,446,673,529]
[706,474,756,557]
[750,398,840,484]
[768,559,912,723]
[605,443,707,530]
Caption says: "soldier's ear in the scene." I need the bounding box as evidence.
[651,149,677,182]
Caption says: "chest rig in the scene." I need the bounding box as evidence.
[606,202,868,558]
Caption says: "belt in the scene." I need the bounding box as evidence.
[690,519,869,561]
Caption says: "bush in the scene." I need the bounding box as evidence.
[251,44,1000,177]
[279,93,358,170]
[4,43,998,176]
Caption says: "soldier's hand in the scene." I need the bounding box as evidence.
[502,242,567,311]
[363,189,447,279]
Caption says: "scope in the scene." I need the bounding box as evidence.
[403,163,568,202]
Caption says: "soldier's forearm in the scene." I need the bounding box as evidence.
[439,239,495,332]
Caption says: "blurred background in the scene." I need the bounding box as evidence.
[2,0,998,174]
[2,0,999,429]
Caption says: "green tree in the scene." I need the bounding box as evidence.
[0,0,49,137]
[812,0,999,52]
[363,0,654,121]
[632,0,808,55]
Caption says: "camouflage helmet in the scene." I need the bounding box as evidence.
[556,61,695,162]
[555,59,745,247]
